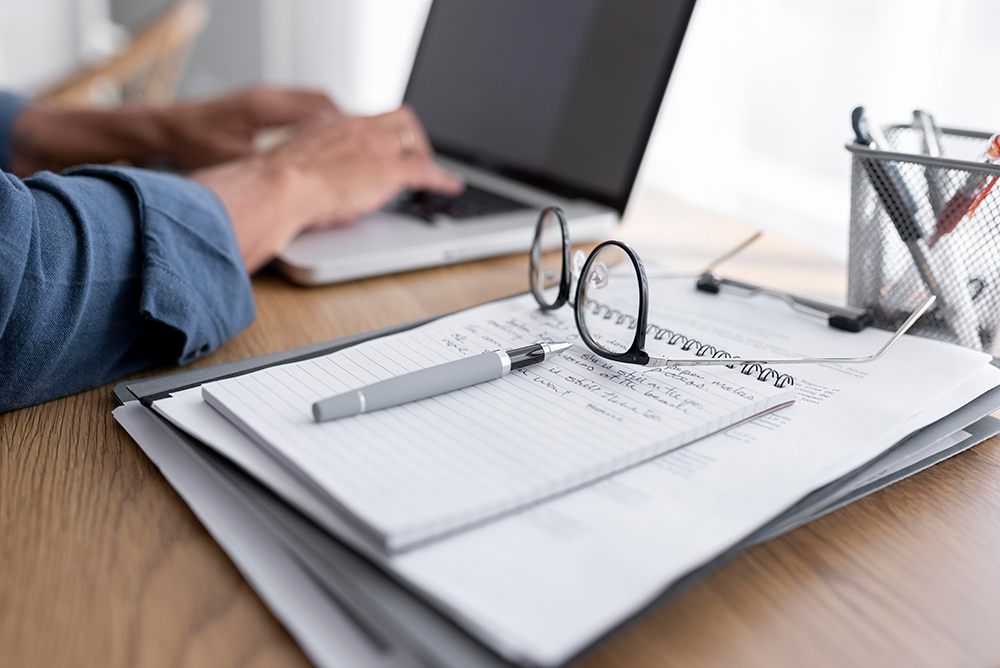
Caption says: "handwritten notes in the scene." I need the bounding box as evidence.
[203,294,794,551]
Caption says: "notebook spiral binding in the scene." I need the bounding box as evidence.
[584,301,795,388]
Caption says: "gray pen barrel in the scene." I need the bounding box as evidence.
[313,351,505,422]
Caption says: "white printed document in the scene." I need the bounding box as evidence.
[203,295,795,550]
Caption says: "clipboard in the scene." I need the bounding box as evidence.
[112,319,1000,668]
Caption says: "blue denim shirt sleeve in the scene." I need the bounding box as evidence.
[0,165,255,412]
[0,91,28,171]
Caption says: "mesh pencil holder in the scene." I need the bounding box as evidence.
[846,126,1000,354]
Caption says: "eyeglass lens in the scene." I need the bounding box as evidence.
[578,245,641,355]
[530,208,567,308]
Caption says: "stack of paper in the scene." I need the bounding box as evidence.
[118,278,1000,667]
[201,295,794,550]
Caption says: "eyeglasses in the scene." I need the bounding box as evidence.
[529,207,937,370]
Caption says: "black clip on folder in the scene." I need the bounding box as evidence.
[695,272,875,332]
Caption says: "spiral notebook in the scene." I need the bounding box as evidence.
[201,293,796,552]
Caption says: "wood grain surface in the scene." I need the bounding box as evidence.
[2,188,999,667]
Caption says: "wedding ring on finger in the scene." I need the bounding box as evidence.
[396,126,417,155]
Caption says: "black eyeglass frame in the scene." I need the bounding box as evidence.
[528,206,939,370]
[574,240,652,366]
[530,207,653,365]
[529,207,573,310]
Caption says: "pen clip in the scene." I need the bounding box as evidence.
[913,109,942,158]
[852,106,873,147]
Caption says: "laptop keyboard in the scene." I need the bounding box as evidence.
[386,184,531,222]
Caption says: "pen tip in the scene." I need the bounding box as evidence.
[548,342,573,354]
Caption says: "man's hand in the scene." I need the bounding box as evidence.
[193,106,464,273]
[9,85,340,176]
[156,86,341,169]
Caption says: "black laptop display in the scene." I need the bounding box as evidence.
[405,0,696,214]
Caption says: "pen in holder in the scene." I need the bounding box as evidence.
[847,124,1000,354]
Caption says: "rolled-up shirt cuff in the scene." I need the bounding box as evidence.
[0,91,28,172]
[65,165,256,366]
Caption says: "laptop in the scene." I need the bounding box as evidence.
[274,0,696,285]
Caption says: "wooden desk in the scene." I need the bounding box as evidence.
[3,189,999,667]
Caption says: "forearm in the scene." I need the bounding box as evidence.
[9,105,168,176]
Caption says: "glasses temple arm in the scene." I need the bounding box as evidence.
[701,230,763,273]
[643,231,763,280]
[644,294,937,368]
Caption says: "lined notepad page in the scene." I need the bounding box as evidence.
[203,294,794,551]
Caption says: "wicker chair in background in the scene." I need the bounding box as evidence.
[38,0,208,108]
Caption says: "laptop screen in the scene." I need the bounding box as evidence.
[404,0,696,214]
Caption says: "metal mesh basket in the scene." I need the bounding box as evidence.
[847,126,1000,354]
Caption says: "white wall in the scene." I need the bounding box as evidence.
[260,0,431,115]
[641,0,1000,260]
[0,0,122,91]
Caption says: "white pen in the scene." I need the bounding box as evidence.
[312,341,573,422]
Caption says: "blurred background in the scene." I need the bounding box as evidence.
[1,0,997,261]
